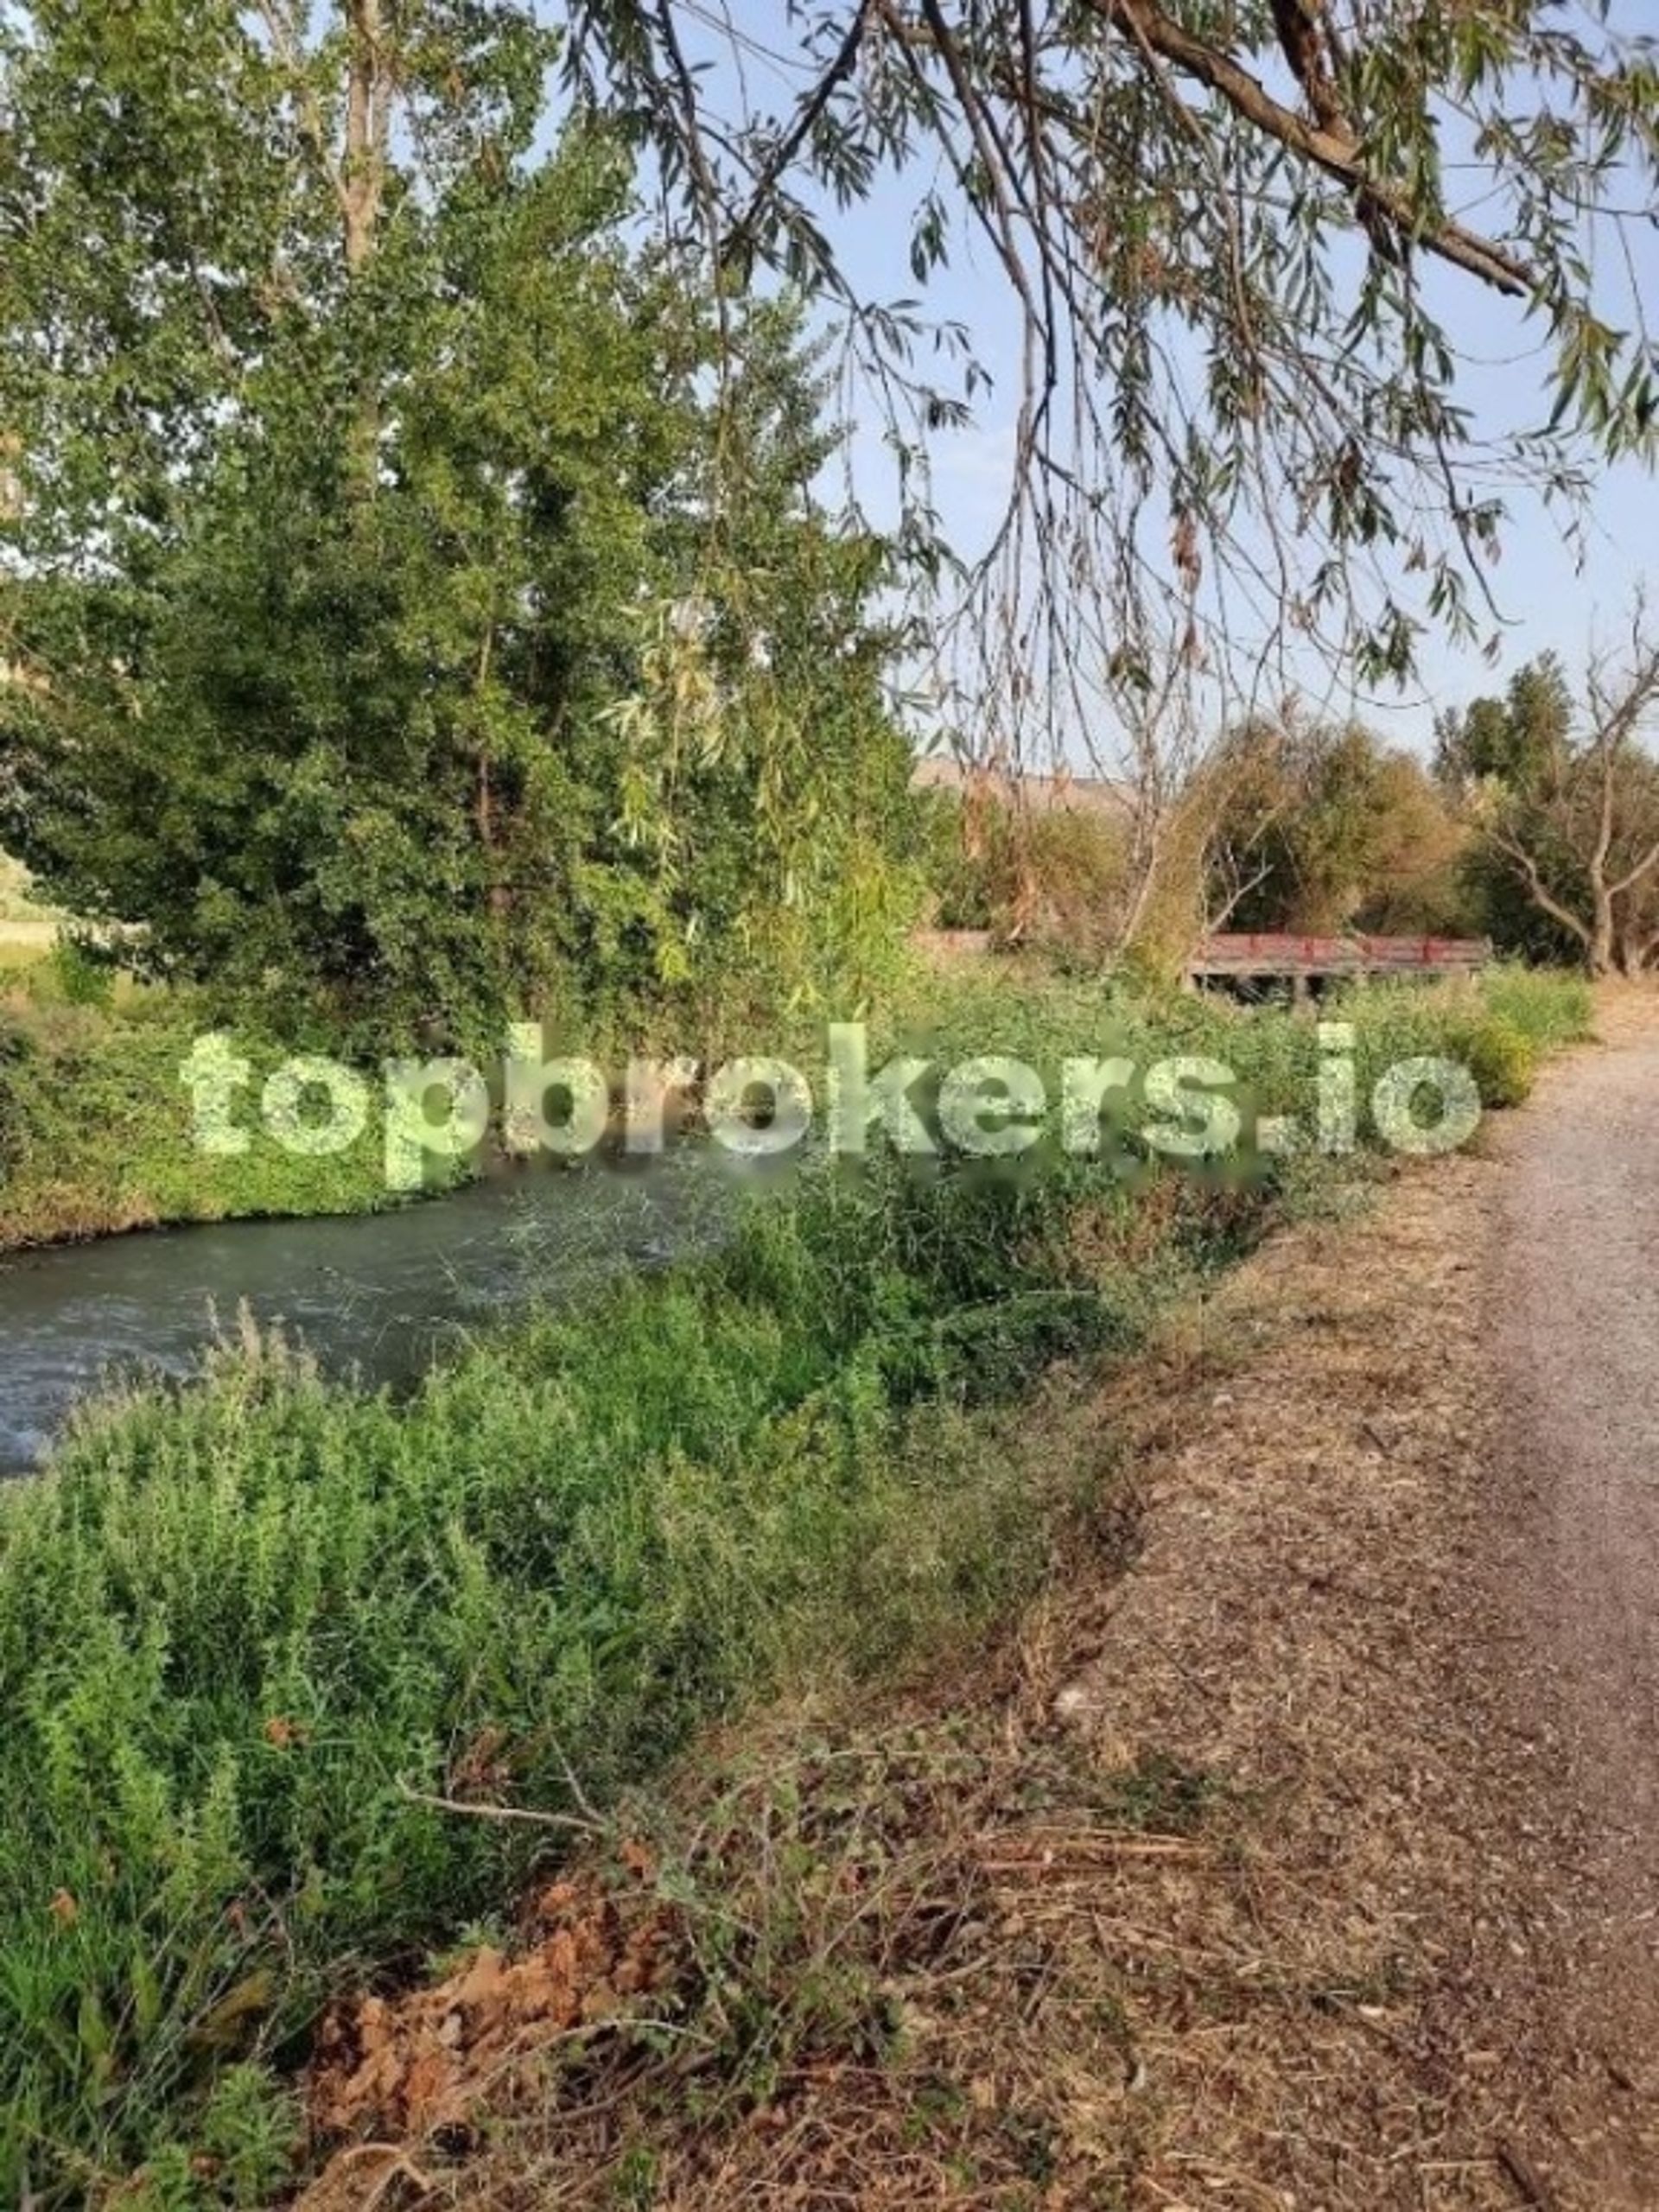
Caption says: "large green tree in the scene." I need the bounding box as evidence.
[0,3,918,1045]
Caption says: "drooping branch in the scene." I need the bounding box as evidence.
[561,0,1659,746]
[723,2,878,264]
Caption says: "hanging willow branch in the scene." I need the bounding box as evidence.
[564,1,1659,783]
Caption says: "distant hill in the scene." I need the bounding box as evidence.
[911,755,1135,818]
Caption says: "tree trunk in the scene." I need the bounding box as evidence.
[1586,871,1618,977]
[341,0,389,276]
[340,0,391,493]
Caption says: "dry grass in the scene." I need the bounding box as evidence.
[295,1134,1647,2212]
[1586,973,1659,1048]
[0,852,60,938]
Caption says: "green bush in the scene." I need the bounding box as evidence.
[48,937,117,1010]
[0,990,459,1251]
[1457,1014,1538,1109]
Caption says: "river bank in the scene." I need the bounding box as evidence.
[0,968,418,1254]
[310,997,1654,2212]
[0,965,1590,2206]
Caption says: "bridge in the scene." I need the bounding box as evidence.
[1188,932,1491,992]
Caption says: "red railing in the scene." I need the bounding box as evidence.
[1191,932,1490,976]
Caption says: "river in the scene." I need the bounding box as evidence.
[0,1144,783,1475]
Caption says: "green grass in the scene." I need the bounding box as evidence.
[0,963,1590,2205]
[0,960,451,1252]
[1478,962,1595,1052]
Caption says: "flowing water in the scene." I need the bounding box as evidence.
[0,1145,785,1475]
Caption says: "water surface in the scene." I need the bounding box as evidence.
[0,1145,779,1474]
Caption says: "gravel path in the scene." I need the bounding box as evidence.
[1495,1009,1659,1827]
[1486,994,1659,2196]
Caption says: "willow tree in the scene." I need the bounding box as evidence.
[566,0,1659,928]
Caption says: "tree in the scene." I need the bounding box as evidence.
[9,3,1659,1023]
[1439,629,1659,976]
[0,5,920,1044]
[1433,657,1587,965]
[1203,712,1468,937]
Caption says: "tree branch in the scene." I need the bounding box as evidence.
[255,0,354,238]
[1268,0,1350,144]
[1606,835,1659,902]
[1485,823,1592,949]
[723,3,876,261]
[1089,0,1535,297]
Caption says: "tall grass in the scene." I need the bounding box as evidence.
[0,967,1588,2204]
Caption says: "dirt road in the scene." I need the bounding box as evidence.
[1494,1000,1659,1851]
[1485,994,1659,2199]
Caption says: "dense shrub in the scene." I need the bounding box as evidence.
[1457,1014,1538,1109]
[0,979,437,1250]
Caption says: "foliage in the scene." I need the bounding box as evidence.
[570,1,1659,708]
[0,974,441,1251]
[0,854,56,928]
[1478,963,1595,1055]
[1008,809,1135,963]
[1455,1014,1537,1111]
[0,962,1592,2202]
[1435,657,1591,964]
[918,790,999,934]
[0,994,1224,2202]
[0,11,920,1049]
[1438,643,1659,974]
[925,715,1484,982]
[919,787,1133,962]
[1204,715,1470,938]
[6,2,1657,1055]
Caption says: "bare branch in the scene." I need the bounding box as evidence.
[1484,823,1592,951]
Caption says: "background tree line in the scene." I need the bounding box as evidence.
[6,0,1659,1050]
[922,621,1659,979]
